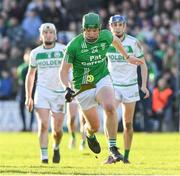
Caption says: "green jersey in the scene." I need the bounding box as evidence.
[64,29,113,89]
[17,62,28,85]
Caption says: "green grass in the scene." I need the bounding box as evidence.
[0,132,180,175]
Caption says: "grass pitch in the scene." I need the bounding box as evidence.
[0,132,180,175]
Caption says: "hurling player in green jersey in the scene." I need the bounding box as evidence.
[107,15,149,164]
[60,12,143,163]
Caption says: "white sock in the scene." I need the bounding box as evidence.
[41,148,48,160]
[53,144,59,150]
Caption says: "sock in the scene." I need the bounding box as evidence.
[53,143,59,151]
[108,139,116,149]
[124,149,130,159]
[86,130,95,139]
[71,132,75,139]
[41,147,48,160]
[80,139,86,146]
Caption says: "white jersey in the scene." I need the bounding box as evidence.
[107,34,144,86]
[30,42,65,92]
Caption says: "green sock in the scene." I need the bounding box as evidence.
[53,143,59,150]
[71,132,75,139]
[108,139,116,149]
[80,139,86,145]
[124,149,130,159]
[86,131,95,138]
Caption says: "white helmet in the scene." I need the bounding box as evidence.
[39,23,57,36]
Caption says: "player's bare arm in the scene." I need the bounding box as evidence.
[60,60,76,102]
[112,35,144,65]
[140,57,149,99]
[25,67,36,112]
[59,59,72,89]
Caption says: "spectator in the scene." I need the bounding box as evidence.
[152,76,173,131]
[0,14,6,37]
[7,46,22,69]
[0,37,10,71]
[6,16,25,48]
[44,0,65,31]
[10,66,19,99]
[0,69,13,100]
[17,48,35,131]
[170,9,180,37]
[21,8,42,44]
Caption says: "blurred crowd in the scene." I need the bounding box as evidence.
[0,0,179,131]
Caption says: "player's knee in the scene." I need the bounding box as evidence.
[40,122,49,133]
[124,122,133,132]
[104,104,116,115]
[53,129,63,138]
[69,116,76,125]
[91,123,99,133]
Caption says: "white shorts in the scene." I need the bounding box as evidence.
[75,75,113,110]
[114,83,140,103]
[34,86,65,113]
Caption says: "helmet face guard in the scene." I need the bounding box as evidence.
[109,15,127,24]
[82,13,101,29]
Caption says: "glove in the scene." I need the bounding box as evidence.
[65,87,75,102]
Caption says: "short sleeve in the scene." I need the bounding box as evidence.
[134,40,144,58]
[29,50,37,68]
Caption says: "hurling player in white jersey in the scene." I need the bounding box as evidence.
[107,15,149,163]
[25,23,66,164]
